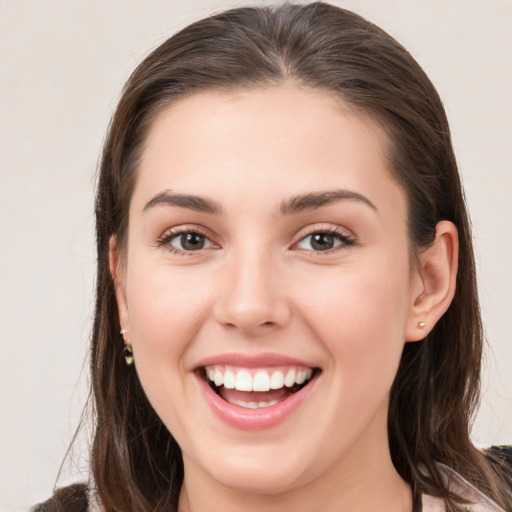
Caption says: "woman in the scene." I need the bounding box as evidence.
[35,2,511,511]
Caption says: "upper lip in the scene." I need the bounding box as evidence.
[194,352,318,370]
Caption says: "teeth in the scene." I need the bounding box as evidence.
[253,371,271,392]
[214,368,224,387]
[223,370,236,389]
[284,369,296,387]
[235,370,252,391]
[270,371,284,389]
[296,370,306,385]
[226,398,279,408]
[205,365,314,392]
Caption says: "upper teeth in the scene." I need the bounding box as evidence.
[205,366,313,392]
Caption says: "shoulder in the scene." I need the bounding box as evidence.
[32,483,89,512]
[484,445,512,467]
[421,446,512,512]
[484,445,512,489]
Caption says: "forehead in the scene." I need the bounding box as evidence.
[132,85,405,217]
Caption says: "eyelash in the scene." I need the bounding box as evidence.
[157,226,216,256]
[157,225,355,256]
[293,226,355,254]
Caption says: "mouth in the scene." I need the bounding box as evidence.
[199,364,319,410]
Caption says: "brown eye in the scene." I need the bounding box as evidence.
[295,231,353,252]
[310,233,336,251]
[170,232,212,252]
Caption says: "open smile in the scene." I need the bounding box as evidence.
[203,365,316,409]
[194,357,321,430]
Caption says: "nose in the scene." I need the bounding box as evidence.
[214,249,291,335]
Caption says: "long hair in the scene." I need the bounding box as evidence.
[87,3,511,510]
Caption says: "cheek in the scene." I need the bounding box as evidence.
[123,264,217,439]
[123,262,213,406]
[296,263,412,455]
[296,256,411,384]
[126,262,213,350]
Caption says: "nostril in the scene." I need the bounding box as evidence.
[214,293,292,333]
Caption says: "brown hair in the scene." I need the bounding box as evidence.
[84,3,511,511]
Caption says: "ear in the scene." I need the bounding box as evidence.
[405,221,459,342]
[109,235,131,344]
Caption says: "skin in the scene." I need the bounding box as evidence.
[110,85,458,512]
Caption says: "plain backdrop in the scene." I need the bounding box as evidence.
[0,0,511,510]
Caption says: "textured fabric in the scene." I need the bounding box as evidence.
[422,462,507,512]
[421,446,512,512]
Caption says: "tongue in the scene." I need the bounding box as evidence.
[219,386,291,405]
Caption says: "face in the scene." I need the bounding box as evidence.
[114,85,424,496]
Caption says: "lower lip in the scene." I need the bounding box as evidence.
[196,373,318,431]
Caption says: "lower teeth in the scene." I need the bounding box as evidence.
[226,399,279,409]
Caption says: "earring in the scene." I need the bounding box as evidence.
[120,328,126,335]
[123,344,134,366]
[418,321,426,329]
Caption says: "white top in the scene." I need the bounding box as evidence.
[422,462,505,511]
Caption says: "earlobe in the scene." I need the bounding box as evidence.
[109,235,131,339]
[405,221,459,342]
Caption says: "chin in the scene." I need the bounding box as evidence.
[212,462,308,495]
[184,440,324,497]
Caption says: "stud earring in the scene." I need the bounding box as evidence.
[123,344,134,366]
[418,321,426,329]
[120,328,126,335]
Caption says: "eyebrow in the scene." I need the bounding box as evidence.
[143,188,376,216]
[279,190,377,215]
[143,190,223,215]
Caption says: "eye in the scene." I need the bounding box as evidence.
[159,229,215,253]
[173,232,211,251]
[295,230,354,252]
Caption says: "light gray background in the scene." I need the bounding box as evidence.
[1,1,511,510]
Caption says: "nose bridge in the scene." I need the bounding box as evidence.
[215,240,290,333]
